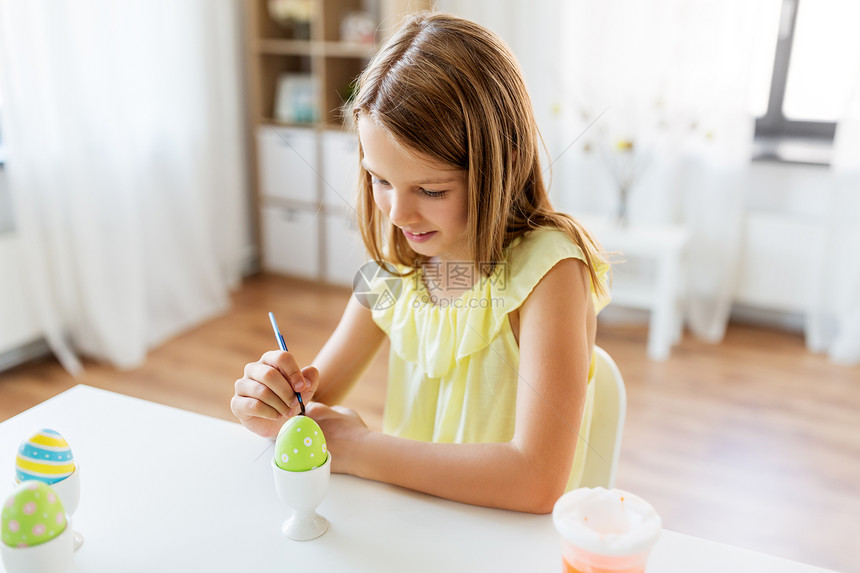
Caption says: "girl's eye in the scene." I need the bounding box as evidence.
[421,188,447,199]
[371,177,390,186]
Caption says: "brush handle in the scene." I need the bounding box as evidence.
[268,312,306,415]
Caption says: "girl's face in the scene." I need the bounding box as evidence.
[358,116,470,264]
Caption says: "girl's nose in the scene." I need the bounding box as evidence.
[388,190,418,227]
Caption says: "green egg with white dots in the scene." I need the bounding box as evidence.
[275,415,327,471]
[2,481,67,548]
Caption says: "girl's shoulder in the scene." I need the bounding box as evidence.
[505,226,610,312]
[508,226,583,260]
[506,227,586,284]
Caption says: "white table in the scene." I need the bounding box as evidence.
[581,215,689,361]
[0,386,835,572]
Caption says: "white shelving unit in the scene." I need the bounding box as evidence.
[245,0,432,286]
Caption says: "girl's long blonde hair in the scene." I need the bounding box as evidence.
[351,12,608,297]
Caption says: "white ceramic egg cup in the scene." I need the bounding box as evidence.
[271,454,331,541]
[12,466,82,552]
[0,518,74,573]
[49,467,83,551]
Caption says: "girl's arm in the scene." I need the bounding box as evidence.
[315,258,595,514]
[310,296,388,405]
[231,295,386,438]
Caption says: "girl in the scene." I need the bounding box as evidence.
[231,12,610,514]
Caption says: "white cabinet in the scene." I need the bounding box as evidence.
[321,131,367,286]
[261,206,320,279]
[257,125,368,285]
[324,211,368,287]
[321,130,360,215]
[257,125,320,279]
[262,206,369,287]
[257,127,318,204]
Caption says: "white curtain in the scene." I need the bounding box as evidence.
[551,0,759,342]
[439,0,759,343]
[0,0,248,372]
[806,77,860,365]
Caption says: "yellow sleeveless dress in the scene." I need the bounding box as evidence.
[368,228,610,490]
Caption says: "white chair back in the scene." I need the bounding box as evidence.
[578,346,627,489]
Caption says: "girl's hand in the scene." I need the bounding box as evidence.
[305,402,370,474]
[231,351,320,438]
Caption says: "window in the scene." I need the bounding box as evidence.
[751,0,860,163]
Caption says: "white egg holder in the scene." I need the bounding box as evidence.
[0,517,74,573]
[7,466,83,557]
[271,453,331,541]
[46,468,83,551]
[43,468,80,518]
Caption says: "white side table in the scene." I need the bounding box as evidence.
[581,215,690,361]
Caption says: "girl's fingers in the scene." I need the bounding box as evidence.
[235,368,293,417]
[234,351,312,426]
[300,365,320,396]
[262,350,309,395]
[230,393,281,421]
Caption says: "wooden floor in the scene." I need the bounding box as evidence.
[1,273,858,572]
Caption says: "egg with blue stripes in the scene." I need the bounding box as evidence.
[15,429,76,485]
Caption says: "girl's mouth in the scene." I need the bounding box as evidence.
[402,229,437,243]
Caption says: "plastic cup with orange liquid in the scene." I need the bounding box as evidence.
[552,487,662,573]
